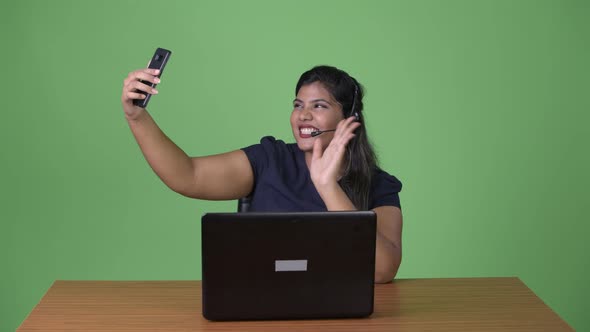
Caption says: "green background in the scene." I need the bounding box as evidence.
[1,0,588,330]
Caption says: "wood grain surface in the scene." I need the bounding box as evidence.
[18,277,572,331]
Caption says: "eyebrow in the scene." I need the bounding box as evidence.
[293,98,334,105]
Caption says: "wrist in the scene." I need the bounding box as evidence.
[314,182,356,211]
[312,178,339,194]
[125,107,147,123]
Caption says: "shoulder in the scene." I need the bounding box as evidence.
[372,167,402,192]
[369,167,403,209]
[241,136,297,174]
[241,136,291,157]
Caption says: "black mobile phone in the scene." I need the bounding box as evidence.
[133,47,172,108]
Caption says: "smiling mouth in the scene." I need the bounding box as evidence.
[299,127,319,135]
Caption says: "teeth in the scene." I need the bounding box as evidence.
[300,128,316,134]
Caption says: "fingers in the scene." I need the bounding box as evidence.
[318,117,359,163]
[137,68,161,83]
[311,137,324,162]
[337,116,361,133]
[122,81,158,104]
[122,68,161,102]
[123,68,161,86]
[310,117,359,185]
[332,116,361,145]
[125,91,147,100]
[130,80,159,95]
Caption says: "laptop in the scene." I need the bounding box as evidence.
[201,211,377,321]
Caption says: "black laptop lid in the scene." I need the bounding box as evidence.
[201,211,376,321]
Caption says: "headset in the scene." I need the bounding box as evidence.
[311,81,360,137]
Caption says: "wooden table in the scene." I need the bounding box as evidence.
[18,277,572,331]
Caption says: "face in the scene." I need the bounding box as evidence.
[290,82,345,153]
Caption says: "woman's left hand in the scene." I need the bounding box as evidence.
[309,116,361,188]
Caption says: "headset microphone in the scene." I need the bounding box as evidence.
[310,129,336,137]
[310,83,359,137]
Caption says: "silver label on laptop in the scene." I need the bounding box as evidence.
[275,260,308,272]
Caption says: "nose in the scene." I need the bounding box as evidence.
[298,106,313,121]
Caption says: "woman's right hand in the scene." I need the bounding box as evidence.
[121,68,161,120]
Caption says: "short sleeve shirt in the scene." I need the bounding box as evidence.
[241,136,402,212]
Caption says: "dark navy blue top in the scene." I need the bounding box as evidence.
[241,136,402,212]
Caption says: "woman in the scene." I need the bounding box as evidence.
[121,65,403,283]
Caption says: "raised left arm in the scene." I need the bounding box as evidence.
[309,117,402,283]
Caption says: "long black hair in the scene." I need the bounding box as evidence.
[295,65,378,210]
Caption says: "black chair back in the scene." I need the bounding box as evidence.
[237,195,251,212]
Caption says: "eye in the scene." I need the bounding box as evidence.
[314,103,327,109]
[293,102,303,109]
